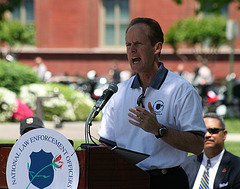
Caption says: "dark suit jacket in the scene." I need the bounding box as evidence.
[182,150,240,189]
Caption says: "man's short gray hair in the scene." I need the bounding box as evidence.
[204,113,225,129]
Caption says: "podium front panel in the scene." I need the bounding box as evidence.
[76,147,149,189]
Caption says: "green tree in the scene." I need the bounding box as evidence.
[0,1,35,59]
[0,19,35,59]
[173,0,240,14]
[0,19,35,46]
[0,0,23,20]
[165,16,227,65]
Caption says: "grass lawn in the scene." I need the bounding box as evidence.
[224,117,240,133]
[225,141,240,157]
[1,117,239,156]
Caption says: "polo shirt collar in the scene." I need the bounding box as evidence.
[131,62,168,89]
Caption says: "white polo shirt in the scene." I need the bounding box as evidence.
[98,63,206,171]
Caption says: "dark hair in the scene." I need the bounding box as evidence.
[126,17,164,46]
[204,113,225,129]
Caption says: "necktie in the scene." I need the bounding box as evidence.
[199,159,211,189]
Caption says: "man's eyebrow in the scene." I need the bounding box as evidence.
[131,40,143,44]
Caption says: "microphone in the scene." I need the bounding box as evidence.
[93,83,118,118]
[81,83,118,147]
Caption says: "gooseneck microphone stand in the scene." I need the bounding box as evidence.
[80,107,98,149]
[80,83,118,149]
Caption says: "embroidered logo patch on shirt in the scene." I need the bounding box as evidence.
[153,100,164,115]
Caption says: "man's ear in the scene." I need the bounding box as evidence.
[223,130,228,141]
[154,42,162,55]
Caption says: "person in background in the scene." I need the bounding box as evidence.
[109,62,121,84]
[120,65,132,82]
[191,65,214,103]
[19,116,74,146]
[20,116,44,136]
[98,17,206,189]
[33,56,48,82]
[182,113,240,189]
[175,63,191,82]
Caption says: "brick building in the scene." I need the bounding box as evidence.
[12,0,240,80]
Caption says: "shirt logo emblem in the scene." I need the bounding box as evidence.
[153,100,164,115]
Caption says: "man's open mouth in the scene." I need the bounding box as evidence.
[132,57,141,63]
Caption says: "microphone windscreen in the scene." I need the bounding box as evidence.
[108,83,118,93]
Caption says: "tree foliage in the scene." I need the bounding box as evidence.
[0,19,35,46]
[173,0,240,14]
[0,1,35,59]
[165,16,227,65]
[0,0,23,20]
[0,19,35,59]
[0,59,39,94]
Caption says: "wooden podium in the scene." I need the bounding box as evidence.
[0,144,149,189]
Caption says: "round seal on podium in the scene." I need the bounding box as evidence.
[6,128,79,189]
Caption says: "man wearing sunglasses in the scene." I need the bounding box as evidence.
[182,113,240,189]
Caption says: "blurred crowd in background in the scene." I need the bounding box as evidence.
[35,56,240,119]
[1,55,240,124]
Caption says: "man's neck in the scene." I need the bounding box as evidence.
[204,147,224,159]
[138,64,159,92]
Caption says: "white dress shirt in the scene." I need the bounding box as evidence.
[193,149,225,189]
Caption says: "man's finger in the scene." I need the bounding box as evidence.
[148,102,155,114]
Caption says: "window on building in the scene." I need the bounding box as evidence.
[101,0,129,47]
[220,5,228,17]
[12,0,34,23]
[203,3,228,17]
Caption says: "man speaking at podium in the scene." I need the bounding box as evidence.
[98,17,206,189]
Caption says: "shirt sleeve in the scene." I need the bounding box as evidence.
[174,87,206,134]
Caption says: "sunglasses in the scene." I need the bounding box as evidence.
[137,94,145,108]
[207,128,225,134]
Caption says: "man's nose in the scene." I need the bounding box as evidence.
[205,130,212,137]
[130,45,137,52]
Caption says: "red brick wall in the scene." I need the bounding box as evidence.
[130,0,196,34]
[229,2,240,48]
[28,0,240,80]
[35,0,240,49]
[16,52,240,80]
[17,52,129,77]
[35,0,99,48]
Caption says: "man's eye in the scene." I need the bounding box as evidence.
[135,42,142,46]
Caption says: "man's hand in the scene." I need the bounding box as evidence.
[128,102,161,136]
[128,102,204,155]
